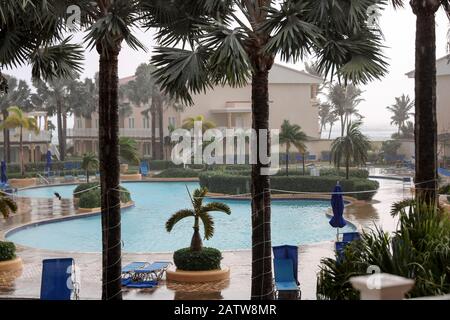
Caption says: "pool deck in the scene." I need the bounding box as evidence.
[0,177,405,300]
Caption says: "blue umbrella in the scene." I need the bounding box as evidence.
[1,161,7,184]
[45,150,52,174]
[329,184,347,240]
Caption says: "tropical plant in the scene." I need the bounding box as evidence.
[325,84,364,137]
[166,187,231,252]
[182,115,216,133]
[81,152,99,183]
[152,0,388,299]
[119,137,140,165]
[381,140,402,162]
[387,94,414,135]
[0,194,17,219]
[0,75,32,163]
[318,102,332,137]
[331,121,371,180]
[390,0,450,203]
[1,106,39,176]
[279,120,308,175]
[317,200,450,299]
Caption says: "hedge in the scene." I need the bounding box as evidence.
[156,168,199,178]
[77,184,132,208]
[0,241,16,262]
[73,183,100,199]
[173,247,222,271]
[199,173,379,201]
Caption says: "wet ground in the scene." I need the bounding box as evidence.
[0,177,406,300]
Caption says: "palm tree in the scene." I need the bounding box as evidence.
[279,120,307,176]
[390,0,450,203]
[318,102,331,137]
[119,137,140,165]
[387,94,414,135]
[326,111,339,140]
[331,121,371,180]
[166,187,231,251]
[325,84,364,137]
[0,194,17,219]
[182,115,216,133]
[400,121,415,139]
[82,152,99,183]
[0,75,31,163]
[1,107,39,176]
[152,0,388,299]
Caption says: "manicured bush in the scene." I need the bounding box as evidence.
[199,173,379,200]
[156,168,199,178]
[0,241,16,262]
[78,185,132,208]
[173,247,222,271]
[73,183,99,198]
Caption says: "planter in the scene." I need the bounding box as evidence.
[120,164,129,174]
[8,178,37,188]
[120,173,142,181]
[166,267,230,283]
[0,257,23,274]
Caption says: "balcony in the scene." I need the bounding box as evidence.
[0,130,51,143]
[67,128,159,139]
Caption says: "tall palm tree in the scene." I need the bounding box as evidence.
[166,187,231,251]
[331,121,371,180]
[82,152,99,183]
[327,111,339,140]
[0,76,31,163]
[153,0,388,299]
[387,94,414,135]
[182,115,216,133]
[390,0,450,203]
[0,194,17,219]
[318,102,332,137]
[279,120,307,175]
[1,107,39,176]
[325,84,364,137]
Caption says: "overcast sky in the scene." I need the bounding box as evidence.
[4,5,450,139]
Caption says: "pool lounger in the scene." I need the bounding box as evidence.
[121,261,148,285]
[134,261,172,281]
[273,259,300,299]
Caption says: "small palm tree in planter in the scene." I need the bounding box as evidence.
[81,153,99,183]
[0,195,21,273]
[119,137,140,174]
[166,187,231,273]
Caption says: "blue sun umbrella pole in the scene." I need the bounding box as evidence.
[1,161,7,185]
[329,182,347,241]
[45,150,52,175]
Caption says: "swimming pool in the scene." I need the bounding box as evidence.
[7,182,355,252]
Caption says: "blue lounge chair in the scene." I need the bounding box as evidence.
[342,232,361,242]
[273,259,300,299]
[273,245,299,285]
[140,161,149,177]
[335,241,349,263]
[122,261,171,288]
[121,261,148,286]
[40,258,78,300]
[134,261,172,281]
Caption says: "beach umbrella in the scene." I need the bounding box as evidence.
[1,161,7,184]
[45,150,52,173]
[329,183,347,241]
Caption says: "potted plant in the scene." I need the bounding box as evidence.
[165,187,231,282]
[0,194,22,274]
[119,137,141,179]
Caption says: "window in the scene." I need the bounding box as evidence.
[311,85,318,100]
[168,116,176,127]
[143,117,150,129]
[95,119,99,129]
[128,118,135,129]
[76,119,83,129]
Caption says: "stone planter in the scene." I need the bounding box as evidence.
[0,258,23,274]
[120,173,142,181]
[120,164,129,174]
[166,267,230,283]
[8,178,37,189]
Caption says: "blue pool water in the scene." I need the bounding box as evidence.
[8,182,354,252]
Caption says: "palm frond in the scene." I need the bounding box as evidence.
[165,209,195,232]
[201,202,231,215]
[199,212,214,240]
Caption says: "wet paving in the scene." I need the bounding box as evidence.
[0,177,406,300]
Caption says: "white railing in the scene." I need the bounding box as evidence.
[67,128,159,138]
[0,130,51,143]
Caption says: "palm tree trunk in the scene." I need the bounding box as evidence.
[412,1,440,204]
[98,45,122,300]
[86,169,89,183]
[328,123,333,140]
[285,144,289,176]
[190,216,203,251]
[158,100,164,160]
[56,100,65,161]
[250,67,273,300]
[346,156,350,180]
[302,153,306,175]
[63,113,67,155]
[151,103,157,159]
[2,110,10,163]
[19,126,24,176]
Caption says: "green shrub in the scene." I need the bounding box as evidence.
[78,185,132,208]
[439,184,450,195]
[144,160,181,171]
[156,168,199,178]
[0,241,16,262]
[173,247,222,271]
[199,173,379,200]
[73,183,100,198]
